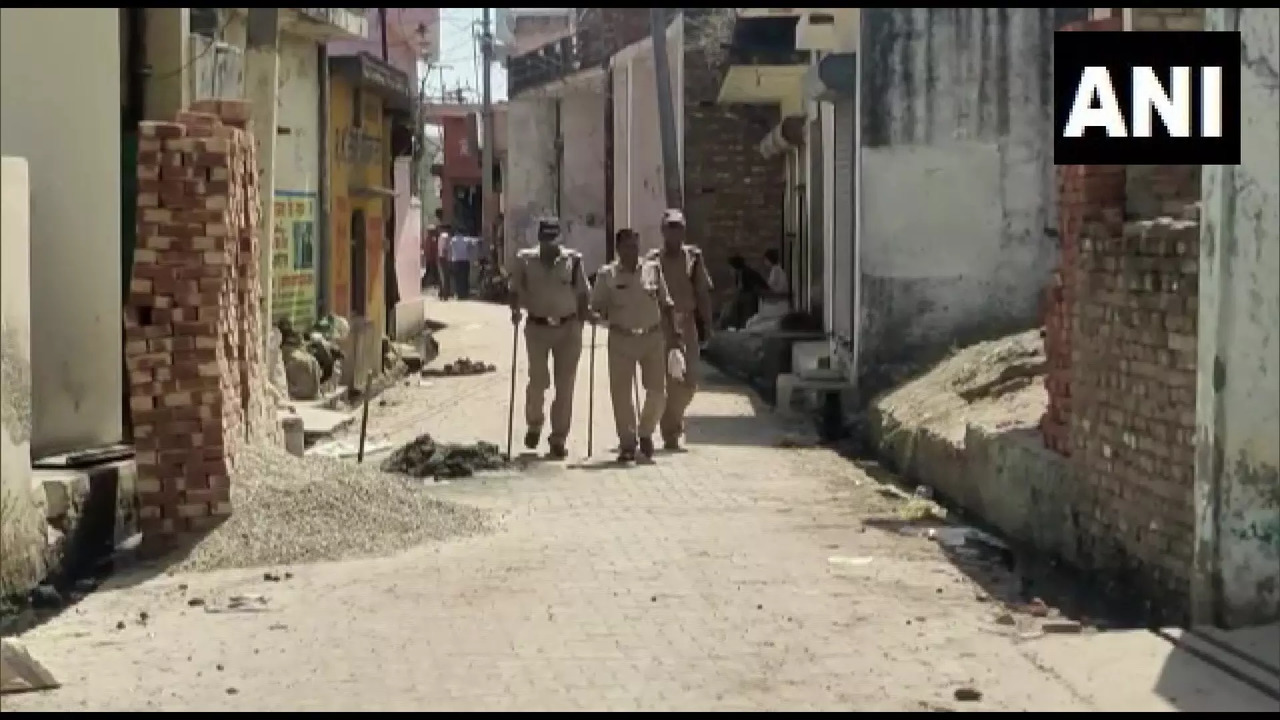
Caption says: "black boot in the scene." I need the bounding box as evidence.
[524,429,540,450]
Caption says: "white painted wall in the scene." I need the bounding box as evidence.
[1193,7,1280,628]
[857,9,1065,373]
[275,34,321,196]
[0,157,46,596]
[615,51,668,256]
[504,97,557,269]
[1,9,123,458]
[558,91,608,273]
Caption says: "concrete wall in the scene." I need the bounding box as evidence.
[0,9,124,459]
[559,91,609,273]
[1,157,47,596]
[1194,7,1280,629]
[329,8,441,84]
[504,98,558,269]
[856,8,1085,377]
[393,157,424,339]
[272,34,323,330]
[328,75,389,334]
[614,41,675,257]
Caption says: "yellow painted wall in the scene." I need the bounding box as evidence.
[328,75,389,333]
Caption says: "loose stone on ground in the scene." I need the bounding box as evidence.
[166,441,494,573]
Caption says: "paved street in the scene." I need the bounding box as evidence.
[2,301,1263,712]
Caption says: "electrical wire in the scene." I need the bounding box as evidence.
[147,10,237,81]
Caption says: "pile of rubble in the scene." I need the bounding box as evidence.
[381,434,509,480]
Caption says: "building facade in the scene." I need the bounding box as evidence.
[329,8,438,339]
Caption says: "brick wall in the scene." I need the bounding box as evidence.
[576,8,651,69]
[1128,7,1205,31]
[1039,13,1206,621]
[1041,15,1124,455]
[681,8,786,308]
[1070,206,1201,621]
[127,99,279,555]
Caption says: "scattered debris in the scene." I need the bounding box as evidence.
[0,639,59,695]
[827,555,875,568]
[772,433,817,449]
[1041,619,1084,634]
[1021,597,1051,617]
[994,612,1016,626]
[382,434,510,480]
[423,357,496,377]
[953,687,983,702]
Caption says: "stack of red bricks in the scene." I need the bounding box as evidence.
[126,98,277,554]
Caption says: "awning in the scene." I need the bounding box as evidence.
[329,52,413,113]
[804,52,855,102]
[758,116,806,159]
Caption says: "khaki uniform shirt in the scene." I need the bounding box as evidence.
[590,259,672,331]
[509,246,589,319]
[650,246,713,325]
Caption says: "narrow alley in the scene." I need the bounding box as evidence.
[3,301,1273,713]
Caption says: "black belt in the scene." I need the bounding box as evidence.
[528,314,577,327]
[610,324,659,337]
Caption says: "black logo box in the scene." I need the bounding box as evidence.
[1054,31,1241,166]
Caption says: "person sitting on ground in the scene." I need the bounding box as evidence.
[744,249,791,331]
[722,255,767,330]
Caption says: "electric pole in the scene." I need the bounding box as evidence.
[480,8,496,250]
[651,8,683,209]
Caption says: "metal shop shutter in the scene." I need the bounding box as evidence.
[832,99,856,346]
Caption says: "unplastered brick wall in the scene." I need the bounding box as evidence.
[682,8,786,308]
[1127,7,1205,31]
[126,99,279,555]
[1069,208,1201,621]
[1040,15,1123,456]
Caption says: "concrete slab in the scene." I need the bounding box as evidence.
[1019,627,1280,712]
[292,404,355,439]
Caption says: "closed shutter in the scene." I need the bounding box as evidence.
[807,116,823,315]
[832,99,856,345]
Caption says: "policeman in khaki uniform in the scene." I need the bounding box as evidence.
[650,209,713,450]
[508,217,591,459]
[589,228,682,462]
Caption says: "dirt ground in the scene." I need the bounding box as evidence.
[3,301,1274,712]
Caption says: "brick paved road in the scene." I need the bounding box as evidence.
[4,301,1107,712]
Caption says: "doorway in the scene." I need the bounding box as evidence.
[351,207,367,317]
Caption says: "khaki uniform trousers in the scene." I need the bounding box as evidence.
[608,327,667,451]
[524,321,583,443]
[660,314,701,441]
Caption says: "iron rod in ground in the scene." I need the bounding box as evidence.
[587,323,597,457]
[505,322,519,459]
[357,372,372,463]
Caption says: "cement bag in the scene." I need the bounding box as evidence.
[667,348,687,381]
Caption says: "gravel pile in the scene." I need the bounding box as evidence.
[381,434,509,480]
[169,441,494,573]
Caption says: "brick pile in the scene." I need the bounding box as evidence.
[126,98,279,554]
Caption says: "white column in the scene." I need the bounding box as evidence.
[245,10,281,340]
